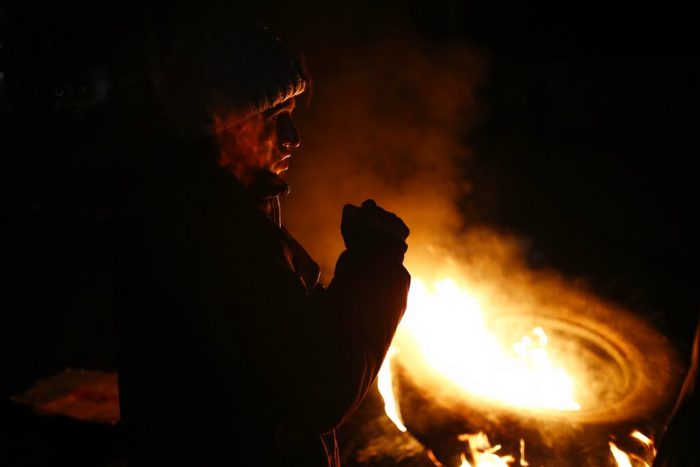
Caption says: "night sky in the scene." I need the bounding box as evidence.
[457,3,699,340]
[1,1,697,464]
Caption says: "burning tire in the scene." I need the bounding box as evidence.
[385,276,684,466]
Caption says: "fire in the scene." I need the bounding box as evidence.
[376,271,665,466]
[371,225,679,466]
[610,431,656,467]
[457,432,517,466]
[377,275,575,465]
[377,347,407,433]
[426,433,523,467]
[392,277,580,412]
[609,442,634,467]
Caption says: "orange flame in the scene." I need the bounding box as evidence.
[610,431,656,467]
[609,441,634,467]
[388,277,580,412]
[376,272,662,466]
[457,432,517,466]
[377,347,407,432]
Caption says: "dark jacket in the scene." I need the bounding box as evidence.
[653,317,699,467]
[115,156,410,466]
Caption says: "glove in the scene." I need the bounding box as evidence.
[341,199,410,263]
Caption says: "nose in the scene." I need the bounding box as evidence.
[275,113,301,151]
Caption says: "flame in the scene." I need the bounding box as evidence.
[377,275,570,464]
[519,439,529,466]
[393,277,580,411]
[610,431,656,467]
[457,432,517,466]
[631,430,655,454]
[377,347,407,432]
[375,261,668,465]
[610,442,634,467]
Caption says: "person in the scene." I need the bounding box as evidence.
[113,6,411,467]
[652,316,699,467]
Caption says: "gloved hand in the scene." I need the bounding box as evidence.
[341,199,410,263]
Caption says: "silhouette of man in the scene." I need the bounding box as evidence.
[114,6,411,466]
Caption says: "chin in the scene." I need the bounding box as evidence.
[272,160,290,174]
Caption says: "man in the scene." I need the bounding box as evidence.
[652,316,699,467]
[115,6,411,466]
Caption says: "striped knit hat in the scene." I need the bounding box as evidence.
[151,10,308,140]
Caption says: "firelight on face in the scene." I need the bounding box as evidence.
[214,97,299,185]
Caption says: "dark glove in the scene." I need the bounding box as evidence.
[341,199,410,263]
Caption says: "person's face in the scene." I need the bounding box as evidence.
[215,97,300,186]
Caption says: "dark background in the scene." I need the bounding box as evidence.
[269,0,699,350]
[1,1,697,465]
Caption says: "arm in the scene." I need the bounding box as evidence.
[133,170,410,436]
[223,199,410,434]
[294,248,410,432]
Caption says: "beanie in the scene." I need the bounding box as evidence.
[151,9,308,140]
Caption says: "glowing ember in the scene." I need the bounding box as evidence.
[394,277,580,411]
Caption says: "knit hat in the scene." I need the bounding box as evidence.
[151,9,308,140]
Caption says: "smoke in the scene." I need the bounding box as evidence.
[282,29,486,280]
[267,9,686,463]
